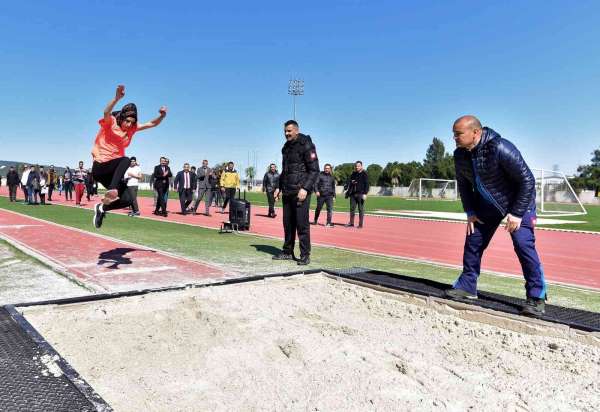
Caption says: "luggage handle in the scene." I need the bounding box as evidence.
[237,188,246,200]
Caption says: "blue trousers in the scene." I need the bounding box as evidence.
[453,209,547,299]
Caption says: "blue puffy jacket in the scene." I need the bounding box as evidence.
[454,127,535,218]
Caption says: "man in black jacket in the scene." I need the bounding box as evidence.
[174,163,197,215]
[262,163,280,218]
[273,120,319,265]
[345,161,369,228]
[446,115,546,317]
[6,166,20,202]
[152,157,172,216]
[312,163,336,227]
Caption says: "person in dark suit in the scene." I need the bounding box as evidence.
[174,163,197,215]
[152,157,172,216]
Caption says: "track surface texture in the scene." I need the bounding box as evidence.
[0,208,225,292]
[2,188,598,289]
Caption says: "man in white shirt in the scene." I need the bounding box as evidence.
[20,164,30,203]
[125,157,142,216]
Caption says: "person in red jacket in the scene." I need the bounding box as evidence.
[91,85,167,228]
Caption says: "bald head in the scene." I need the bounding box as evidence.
[453,115,483,151]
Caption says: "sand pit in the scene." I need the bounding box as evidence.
[22,274,600,411]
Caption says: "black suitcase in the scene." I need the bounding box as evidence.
[229,189,251,230]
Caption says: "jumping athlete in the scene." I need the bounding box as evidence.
[92,85,167,228]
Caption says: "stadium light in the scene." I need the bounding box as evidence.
[288,78,304,120]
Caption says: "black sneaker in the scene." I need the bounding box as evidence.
[444,288,477,300]
[521,297,545,317]
[297,256,310,266]
[325,223,334,228]
[357,225,364,229]
[272,253,294,261]
[310,221,317,225]
[93,203,105,229]
[344,223,354,228]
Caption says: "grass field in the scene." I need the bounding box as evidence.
[1,197,598,312]
[135,189,600,232]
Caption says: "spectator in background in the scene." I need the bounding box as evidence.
[125,157,142,216]
[47,165,57,201]
[193,159,213,216]
[174,163,196,215]
[20,164,30,203]
[262,163,280,218]
[26,165,40,205]
[73,161,88,206]
[63,166,73,201]
[6,166,20,202]
[220,161,240,213]
[86,170,95,201]
[212,168,223,208]
[57,175,64,196]
[312,163,336,227]
[39,166,48,205]
[344,161,369,229]
[153,156,172,217]
[164,158,172,211]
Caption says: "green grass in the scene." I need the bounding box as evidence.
[2,197,599,312]
[133,189,600,232]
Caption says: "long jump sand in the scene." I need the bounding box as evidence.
[22,274,600,411]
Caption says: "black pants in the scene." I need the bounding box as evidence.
[92,157,132,212]
[266,191,276,216]
[349,194,365,226]
[128,186,139,213]
[315,195,334,224]
[222,188,236,210]
[8,184,17,201]
[64,182,73,200]
[282,193,311,258]
[47,184,54,201]
[155,184,168,214]
[179,189,193,213]
[22,186,28,202]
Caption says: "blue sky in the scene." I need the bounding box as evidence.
[1,0,599,175]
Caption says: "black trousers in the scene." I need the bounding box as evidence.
[282,193,311,258]
[8,184,17,201]
[179,189,193,213]
[64,182,73,200]
[47,184,55,200]
[22,186,28,202]
[128,186,139,213]
[266,191,276,216]
[349,194,365,226]
[155,184,168,214]
[314,195,334,224]
[222,188,236,210]
[92,157,132,212]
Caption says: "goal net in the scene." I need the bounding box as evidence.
[532,168,587,217]
[407,178,458,200]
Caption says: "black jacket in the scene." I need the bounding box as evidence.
[174,170,197,193]
[262,171,280,193]
[279,133,320,195]
[345,171,369,196]
[6,170,19,186]
[454,127,535,218]
[314,172,336,197]
[153,165,173,188]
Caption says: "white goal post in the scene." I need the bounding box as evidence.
[407,178,458,200]
[532,168,587,217]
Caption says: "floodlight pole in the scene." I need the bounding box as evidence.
[288,78,304,120]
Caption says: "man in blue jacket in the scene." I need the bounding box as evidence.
[446,115,547,317]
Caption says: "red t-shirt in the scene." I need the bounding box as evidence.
[91,116,138,163]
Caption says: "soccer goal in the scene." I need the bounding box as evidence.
[407,178,458,200]
[532,168,587,217]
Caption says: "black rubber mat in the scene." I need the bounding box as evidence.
[0,307,110,411]
[327,268,600,332]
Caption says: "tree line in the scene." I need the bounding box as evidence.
[333,138,456,187]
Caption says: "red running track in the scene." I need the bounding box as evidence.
[0,207,225,292]
[2,188,599,289]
